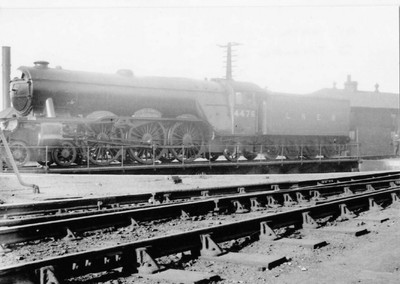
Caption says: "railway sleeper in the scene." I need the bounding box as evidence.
[259,221,278,241]
[302,211,319,229]
[237,187,246,194]
[342,186,354,196]
[283,193,297,207]
[39,265,60,284]
[337,204,356,221]
[136,247,162,274]
[368,197,383,212]
[250,198,263,211]
[310,190,325,201]
[310,189,341,201]
[63,228,79,241]
[148,193,162,205]
[231,200,249,214]
[163,193,171,203]
[366,184,375,192]
[200,233,287,270]
[295,192,308,205]
[391,192,400,208]
[127,218,139,231]
[180,210,191,220]
[136,243,221,283]
[266,195,280,208]
[0,243,11,253]
[271,184,280,191]
[96,201,103,210]
[200,190,210,198]
[200,233,225,257]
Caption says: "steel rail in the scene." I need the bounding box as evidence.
[0,171,399,230]
[0,187,399,283]
[0,173,398,229]
[1,171,398,220]
[0,194,152,218]
[0,175,399,246]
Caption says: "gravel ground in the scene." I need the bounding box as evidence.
[1,158,399,205]
[0,172,369,204]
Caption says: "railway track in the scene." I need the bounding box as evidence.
[1,182,399,283]
[1,171,398,223]
[0,172,398,244]
[0,182,396,247]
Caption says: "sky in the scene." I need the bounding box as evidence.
[0,0,399,110]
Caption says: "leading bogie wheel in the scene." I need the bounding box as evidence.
[52,141,77,167]
[9,140,30,167]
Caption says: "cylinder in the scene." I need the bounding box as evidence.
[2,46,11,110]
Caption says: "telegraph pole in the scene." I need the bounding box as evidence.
[398,6,400,133]
[218,42,240,80]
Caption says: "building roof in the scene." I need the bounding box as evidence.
[312,88,398,109]
[311,73,399,110]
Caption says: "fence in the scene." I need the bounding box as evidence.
[0,142,360,169]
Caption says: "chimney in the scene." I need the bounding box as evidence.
[344,74,358,92]
[2,46,11,110]
[374,83,379,92]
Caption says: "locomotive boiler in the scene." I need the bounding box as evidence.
[3,61,351,167]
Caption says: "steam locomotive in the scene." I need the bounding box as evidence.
[2,61,351,167]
